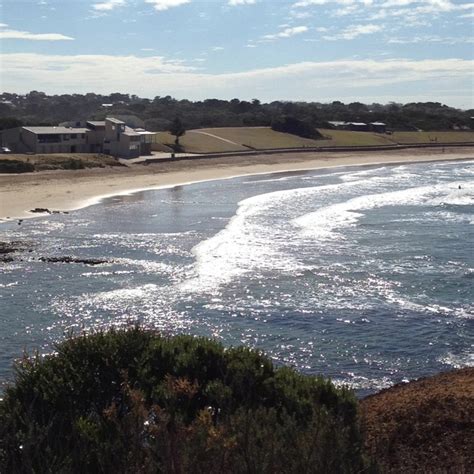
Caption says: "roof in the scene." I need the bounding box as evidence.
[370,122,386,126]
[106,117,125,124]
[23,126,88,135]
[86,121,106,127]
[328,121,347,126]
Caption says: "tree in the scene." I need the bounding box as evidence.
[271,115,322,139]
[0,117,23,131]
[168,117,186,148]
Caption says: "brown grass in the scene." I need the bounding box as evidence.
[360,368,474,473]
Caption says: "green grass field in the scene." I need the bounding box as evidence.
[390,131,474,144]
[316,129,395,147]
[154,127,474,154]
[155,130,248,153]
[200,127,322,149]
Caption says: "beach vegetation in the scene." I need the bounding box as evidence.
[0,159,35,173]
[0,153,122,172]
[0,328,370,473]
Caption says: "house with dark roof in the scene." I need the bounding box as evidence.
[328,121,387,133]
[0,117,156,158]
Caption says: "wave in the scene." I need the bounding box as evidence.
[181,175,397,292]
[295,180,474,240]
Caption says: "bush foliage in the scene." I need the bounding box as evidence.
[0,159,35,174]
[271,116,323,140]
[0,328,370,473]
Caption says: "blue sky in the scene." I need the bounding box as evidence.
[1,0,473,107]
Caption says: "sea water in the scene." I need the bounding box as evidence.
[1,159,473,395]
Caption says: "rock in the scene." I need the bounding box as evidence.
[29,208,69,215]
[0,241,30,254]
[38,256,109,265]
[30,208,51,214]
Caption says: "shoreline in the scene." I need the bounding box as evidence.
[1,147,472,221]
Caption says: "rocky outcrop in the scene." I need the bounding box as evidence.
[38,256,109,265]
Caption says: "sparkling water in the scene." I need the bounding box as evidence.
[1,159,473,395]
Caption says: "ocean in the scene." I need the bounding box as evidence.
[1,158,473,395]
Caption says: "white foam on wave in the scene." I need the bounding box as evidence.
[294,180,474,240]
[439,351,474,368]
[181,187,313,292]
[181,175,394,292]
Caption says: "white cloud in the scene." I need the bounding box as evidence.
[291,11,313,18]
[293,0,356,7]
[292,0,474,23]
[212,46,225,51]
[389,34,474,44]
[228,0,257,5]
[2,53,472,107]
[263,25,309,40]
[0,24,74,41]
[92,0,126,11]
[145,0,191,11]
[323,23,382,40]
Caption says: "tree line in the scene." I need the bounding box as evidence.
[1,90,473,132]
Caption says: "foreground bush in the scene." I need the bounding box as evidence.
[0,328,369,473]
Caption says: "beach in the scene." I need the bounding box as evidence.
[0,147,472,220]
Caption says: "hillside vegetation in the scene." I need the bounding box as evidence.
[360,368,474,473]
[2,92,473,132]
[0,328,368,473]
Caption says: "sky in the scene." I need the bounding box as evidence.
[0,0,473,107]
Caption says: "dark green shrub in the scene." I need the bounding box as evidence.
[0,160,35,173]
[0,328,368,473]
[271,116,323,140]
[62,158,85,170]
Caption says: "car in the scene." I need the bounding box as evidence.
[1,146,11,153]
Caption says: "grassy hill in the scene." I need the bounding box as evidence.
[155,127,474,154]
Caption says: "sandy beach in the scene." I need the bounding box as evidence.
[0,147,472,221]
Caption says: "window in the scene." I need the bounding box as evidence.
[38,134,61,143]
[70,134,77,139]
